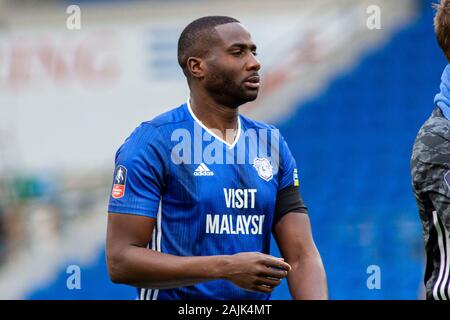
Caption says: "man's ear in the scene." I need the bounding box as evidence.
[186,57,205,79]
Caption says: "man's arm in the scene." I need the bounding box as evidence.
[419,162,450,236]
[106,212,291,292]
[273,212,328,299]
[412,131,450,240]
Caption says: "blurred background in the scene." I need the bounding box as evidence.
[0,0,446,299]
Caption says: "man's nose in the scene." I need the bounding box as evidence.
[246,53,261,71]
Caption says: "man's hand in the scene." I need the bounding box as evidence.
[221,252,291,294]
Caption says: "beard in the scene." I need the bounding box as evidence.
[203,66,258,108]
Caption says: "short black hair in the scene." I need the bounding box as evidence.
[177,16,240,77]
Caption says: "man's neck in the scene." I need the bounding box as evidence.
[189,92,240,145]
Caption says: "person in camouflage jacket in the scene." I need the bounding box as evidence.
[410,0,450,300]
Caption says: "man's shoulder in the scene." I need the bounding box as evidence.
[143,103,189,129]
[239,113,277,131]
[416,108,450,142]
[119,103,188,150]
[412,107,450,165]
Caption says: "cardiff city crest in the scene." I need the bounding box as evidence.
[253,157,273,182]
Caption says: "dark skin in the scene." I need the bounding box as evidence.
[107,22,328,299]
[187,23,261,144]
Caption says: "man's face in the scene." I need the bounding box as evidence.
[202,22,261,108]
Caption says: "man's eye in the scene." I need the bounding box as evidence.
[252,51,258,56]
[232,51,243,56]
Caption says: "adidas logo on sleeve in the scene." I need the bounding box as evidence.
[194,163,214,176]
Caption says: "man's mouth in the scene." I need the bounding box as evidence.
[243,75,260,89]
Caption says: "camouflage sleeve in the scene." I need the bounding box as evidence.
[429,176,450,233]
[412,132,450,231]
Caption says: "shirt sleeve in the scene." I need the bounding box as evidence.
[277,132,300,191]
[272,131,308,227]
[412,132,450,233]
[107,123,168,219]
[429,172,450,232]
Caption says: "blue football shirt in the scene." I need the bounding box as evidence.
[108,100,300,300]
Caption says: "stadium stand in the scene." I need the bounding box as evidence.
[272,1,446,299]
